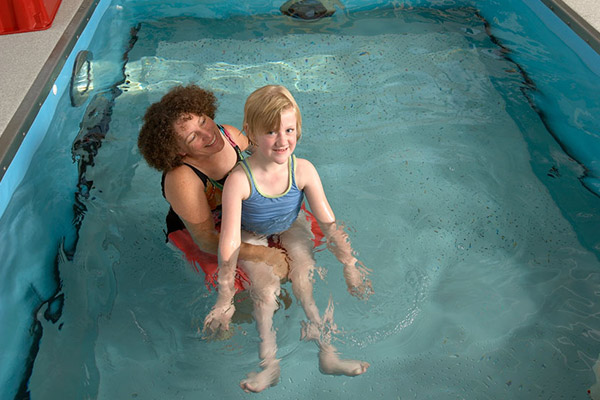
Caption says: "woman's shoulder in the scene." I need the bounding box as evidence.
[165,164,206,189]
[221,124,249,150]
[220,123,239,135]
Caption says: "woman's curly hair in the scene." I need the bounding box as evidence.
[138,85,217,172]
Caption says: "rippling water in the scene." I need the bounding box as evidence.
[27,7,600,399]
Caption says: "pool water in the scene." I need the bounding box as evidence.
[25,6,600,399]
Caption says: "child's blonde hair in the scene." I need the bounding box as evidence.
[243,85,302,143]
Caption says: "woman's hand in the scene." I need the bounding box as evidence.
[263,247,289,280]
[202,303,236,340]
[343,260,373,300]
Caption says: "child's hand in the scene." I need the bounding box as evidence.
[343,261,373,300]
[202,303,235,339]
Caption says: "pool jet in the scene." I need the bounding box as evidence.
[280,0,343,20]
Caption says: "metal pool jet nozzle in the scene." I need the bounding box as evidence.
[280,0,342,20]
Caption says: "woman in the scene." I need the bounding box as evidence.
[137,84,288,291]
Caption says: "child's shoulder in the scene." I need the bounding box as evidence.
[223,162,251,197]
[294,156,316,171]
[294,157,320,188]
[229,161,248,177]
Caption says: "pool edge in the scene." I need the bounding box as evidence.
[542,0,600,54]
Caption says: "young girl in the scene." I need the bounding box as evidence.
[203,85,372,393]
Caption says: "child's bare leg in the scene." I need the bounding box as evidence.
[318,342,370,376]
[238,233,281,393]
[280,215,369,377]
[282,219,321,326]
[316,298,370,376]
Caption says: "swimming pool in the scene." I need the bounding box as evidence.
[1,0,599,398]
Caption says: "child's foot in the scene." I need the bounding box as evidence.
[319,350,370,376]
[240,359,280,393]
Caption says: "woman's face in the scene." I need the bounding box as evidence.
[173,113,224,158]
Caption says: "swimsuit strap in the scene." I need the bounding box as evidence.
[181,125,245,190]
[180,163,209,185]
[218,124,245,162]
[239,155,295,198]
[239,158,255,196]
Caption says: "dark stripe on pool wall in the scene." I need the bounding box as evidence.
[13,23,142,400]
[14,242,64,400]
[476,11,599,199]
[71,23,141,251]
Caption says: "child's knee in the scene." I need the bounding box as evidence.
[289,262,314,281]
[250,273,280,305]
[252,288,280,310]
[290,271,314,294]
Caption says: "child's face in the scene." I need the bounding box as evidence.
[254,108,297,164]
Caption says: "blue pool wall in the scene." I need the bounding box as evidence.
[0,0,599,397]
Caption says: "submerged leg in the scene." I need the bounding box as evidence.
[280,215,370,377]
[316,298,370,376]
[238,232,281,393]
[282,217,321,326]
[318,342,370,376]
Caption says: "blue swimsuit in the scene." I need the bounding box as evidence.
[240,155,303,236]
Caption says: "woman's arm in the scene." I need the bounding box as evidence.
[164,165,219,249]
[297,158,373,299]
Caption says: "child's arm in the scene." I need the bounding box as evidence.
[297,158,373,299]
[202,168,248,335]
[165,166,287,275]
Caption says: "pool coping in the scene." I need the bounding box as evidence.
[542,0,600,54]
[0,0,599,183]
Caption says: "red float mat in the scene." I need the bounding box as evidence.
[0,0,62,35]
[169,204,325,293]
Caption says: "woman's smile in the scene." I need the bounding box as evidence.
[172,113,227,159]
[205,133,217,147]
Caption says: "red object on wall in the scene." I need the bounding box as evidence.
[0,0,62,35]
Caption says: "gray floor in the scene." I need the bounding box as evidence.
[567,0,600,28]
[0,0,83,142]
[0,0,598,168]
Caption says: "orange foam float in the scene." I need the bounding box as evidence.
[0,0,62,35]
